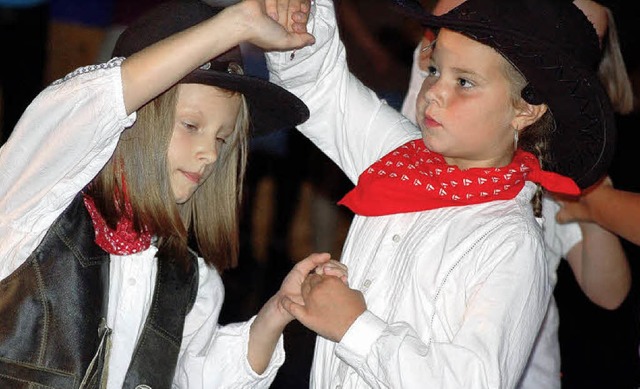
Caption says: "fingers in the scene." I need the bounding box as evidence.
[301,273,323,297]
[264,0,311,31]
[295,252,331,275]
[280,295,305,319]
[315,259,349,284]
[264,0,279,20]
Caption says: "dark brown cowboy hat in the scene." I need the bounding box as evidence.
[112,0,309,135]
[392,0,616,189]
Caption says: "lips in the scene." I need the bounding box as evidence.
[424,114,441,128]
[181,170,202,184]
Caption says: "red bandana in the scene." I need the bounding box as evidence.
[82,193,152,255]
[339,140,580,216]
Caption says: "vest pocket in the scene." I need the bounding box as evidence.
[0,357,76,389]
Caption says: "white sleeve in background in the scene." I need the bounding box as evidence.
[400,43,427,124]
[541,196,582,261]
[265,0,420,184]
[173,261,284,389]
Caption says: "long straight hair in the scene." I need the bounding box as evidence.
[88,84,249,272]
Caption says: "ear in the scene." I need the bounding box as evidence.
[512,102,548,132]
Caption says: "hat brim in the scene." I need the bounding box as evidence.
[391,0,616,189]
[183,68,309,137]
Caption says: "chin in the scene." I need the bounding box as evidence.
[173,191,192,204]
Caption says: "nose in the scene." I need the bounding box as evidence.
[197,138,218,166]
[421,76,444,108]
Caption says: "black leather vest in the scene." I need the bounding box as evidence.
[0,194,198,389]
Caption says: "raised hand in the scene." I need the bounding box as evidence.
[264,0,313,33]
[233,0,314,51]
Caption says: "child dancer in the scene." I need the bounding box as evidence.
[264,0,616,387]
[400,1,631,388]
[0,0,335,388]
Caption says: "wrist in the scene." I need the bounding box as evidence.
[223,1,262,44]
[255,295,290,334]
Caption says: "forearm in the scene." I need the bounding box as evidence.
[266,0,419,182]
[248,296,287,374]
[569,222,630,309]
[121,4,249,114]
[589,187,640,246]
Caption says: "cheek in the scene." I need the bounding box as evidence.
[416,79,434,114]
[167,132,190,166]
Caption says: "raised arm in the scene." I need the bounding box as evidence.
[121,0,314,115]
[265,0,419,183]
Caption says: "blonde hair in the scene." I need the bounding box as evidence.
[598,7,635,114]
[88,85,249,272]
[502,59,555,217]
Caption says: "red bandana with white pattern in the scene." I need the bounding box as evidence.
[82,193,152,255]
[339,140,580,216]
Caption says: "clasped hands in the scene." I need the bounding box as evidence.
[277,253,367,343]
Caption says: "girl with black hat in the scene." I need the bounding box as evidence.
[0,0,342,388]
[399,1,631,388]
[264,0,617,387]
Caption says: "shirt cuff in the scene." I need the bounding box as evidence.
[335,310,386,367]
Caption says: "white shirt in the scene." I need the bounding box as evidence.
[0,59,283,388]
[402,42,583,389]
[267,1,551,387]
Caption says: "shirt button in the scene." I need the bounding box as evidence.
[128,278,137,286]
[392,234,401,242]
[363,279,372,288]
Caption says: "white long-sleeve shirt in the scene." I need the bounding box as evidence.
[402,42,583,389]
[267,1,551,388]
[0,59,283,388]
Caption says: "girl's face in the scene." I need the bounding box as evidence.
[416,29,525,170]
[168,84,241,204]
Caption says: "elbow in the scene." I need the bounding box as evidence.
[585,280,631,310]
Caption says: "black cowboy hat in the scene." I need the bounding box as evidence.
[392,0,616,189]
[112,0,309,135]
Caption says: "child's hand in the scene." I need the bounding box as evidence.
[282,272,366,343]
[264,0,312,33]
[555,176,612,224]
[262,253,332,329]
[233,0,314,51]
[314,259,348,285]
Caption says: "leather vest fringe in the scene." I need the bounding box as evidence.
[0,194,199,388]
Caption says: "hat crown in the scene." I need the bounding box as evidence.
[112,0,243,69]
[446,0,600,71]
[392,0,616,189]
[109,0,309,135]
